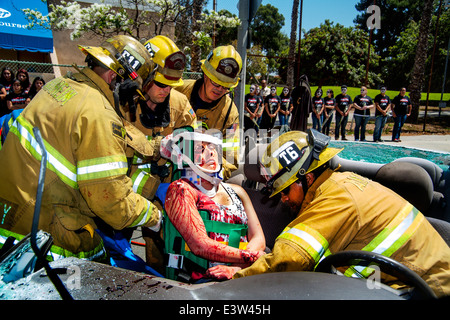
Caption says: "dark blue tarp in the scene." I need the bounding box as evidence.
[0,0,53,52]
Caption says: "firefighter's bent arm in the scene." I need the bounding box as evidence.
[76,106,161,231]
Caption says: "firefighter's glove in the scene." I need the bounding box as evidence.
[118,78,139,122]
[118,78,139,105]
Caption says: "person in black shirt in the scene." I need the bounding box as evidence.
[391,87,412,142]
[0,67,14,116]
[322,89,335,136]
[6,79,28,112]
[352,86,373,141]
[260,86,280,131]
[255,86,264,128]
[373,86,391,142]
[279,86,293,126]
[334,85,352,140]
[244,84,261,131]
[312,88,324,131]
[26,76,46,103]
[0,67,14,95]
[16,68,31,95]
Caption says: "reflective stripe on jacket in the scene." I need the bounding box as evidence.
[0,67,161,260]
[234,169,450,297]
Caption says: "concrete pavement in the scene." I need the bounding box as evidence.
[379,134,450,153]
[305,110,450,153]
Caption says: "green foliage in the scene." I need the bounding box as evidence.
[246,45,268,82]
[300,20,381,87]
[354,0,450,92]
[383,20,421,89]
[250,3,289,77]
[250,4,285,53]
[354,0,423,59]
[212,9,240,47]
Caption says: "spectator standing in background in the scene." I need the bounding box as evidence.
[311,88,324,132]
[0,67,14,95]
[244,84,261,131]
[289,75,313,132]
[260,86,281,131]
[391,87,412,142]
[322,89,335,136]
[334,85,352,140]
[255,86,264,128]
[6,79,28,111]
[352,86,373,142]
[260,79,270,100]
[373,86,391,142]
[278,86,293,127]
[0,67,14,116]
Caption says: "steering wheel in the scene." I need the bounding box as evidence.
[315,250,437,299]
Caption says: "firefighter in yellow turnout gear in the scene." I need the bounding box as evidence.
[208,129,450,298]
[175,45,241,180]
[120,35,196,201]
[119,35,197,272]
[0,35,162,261]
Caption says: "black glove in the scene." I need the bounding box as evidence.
[118,78,140,122]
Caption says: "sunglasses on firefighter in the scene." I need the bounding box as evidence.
[154,80,170,89]
[209,77,229,91]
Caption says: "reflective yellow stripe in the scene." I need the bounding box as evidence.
[345,204,424,278]
[10,115,78,188]
[77,155,128,181]
[222,138,239,150]
[277,223,329,264]
[129,199,155,227]
[0,227,106,261]
[131,169,150,195]
[10,115,129,188]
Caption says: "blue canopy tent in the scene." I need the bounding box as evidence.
[0,0,53,52]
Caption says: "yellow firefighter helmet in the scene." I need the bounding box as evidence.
[144,35,186,87]
[201,45,242,89]
[260,130,343,197]
[78,35,156,89]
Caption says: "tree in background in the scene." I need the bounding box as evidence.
[430,7,450,96]
[246,45,269,83]
[286,0,299,88]
[383,20,420,90]
[183,8,240,69]
[250,4,289,80]
[354,0,422,60]
[354,0,449,118]
[408,0,434,123]
[189,0,205,72]
[300,20,381,87]
[31,0,191,40]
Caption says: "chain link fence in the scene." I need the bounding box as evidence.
[0,59,58,74]
[0,59,202,82]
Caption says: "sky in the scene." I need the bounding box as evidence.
[206,0,360,37]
